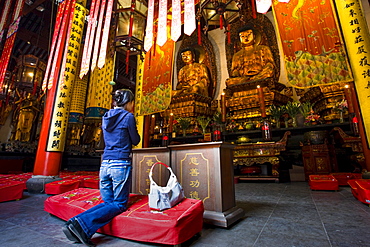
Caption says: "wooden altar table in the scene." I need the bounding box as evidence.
[233,131,291,182]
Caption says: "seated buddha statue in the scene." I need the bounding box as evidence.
[173,48,210,97]
[226,26,276,87]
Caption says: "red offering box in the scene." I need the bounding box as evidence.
[44,188,204,245]
[348,179,370,204]
[45,179,81,195]
[0,180,24,202]
[309,175,339,191]
[330,173,362,186]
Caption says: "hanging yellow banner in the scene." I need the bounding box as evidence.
[47,3,86,151]
[334,0,370,148]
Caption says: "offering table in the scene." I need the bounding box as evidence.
[132,142,244,228]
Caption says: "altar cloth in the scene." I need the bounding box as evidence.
[44,188,204,245]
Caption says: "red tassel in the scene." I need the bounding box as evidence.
[227,24,231,44]
[197,20,202,45]
[251,0,257,19]
[126,49,130,74]
[219,14,223,29]
[32,79,37,95]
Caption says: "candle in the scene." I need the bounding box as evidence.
[221,93,226,122]
[344,84,354,113]
[150,114,155,134]
[257,85,266,118]
[169,113,174,133]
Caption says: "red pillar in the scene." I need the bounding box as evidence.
[32,0,74,176]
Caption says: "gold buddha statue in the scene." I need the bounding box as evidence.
[226,26,276,87]
[173,48,210,97]
[13,92,40,142]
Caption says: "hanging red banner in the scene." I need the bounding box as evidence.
[42,0,73,90]
[139,40,174,115]
[42,0,68,91]
[0,0,25,90]
[0,0,12,41]
[272,0,353,88]
[79,0,101,78]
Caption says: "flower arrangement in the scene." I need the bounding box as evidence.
[226,119,238,132]
[334,99,348,112]
[305,110,320,124]
[299,102,313,119]
[284,101,301,118]
[284,101,301,127]
[269,105,285,120]
[197,116,212,134]
[268,105,285,128]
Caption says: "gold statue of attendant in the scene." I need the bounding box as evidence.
[226,26,276,87]
[174,48,210,97]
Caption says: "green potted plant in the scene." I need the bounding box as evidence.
[285,101,301,127]
[268,105,285,128]
[197,116,212,135]
[177,117,191,137]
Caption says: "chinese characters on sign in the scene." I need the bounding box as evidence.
[47,4,86,151]
[180,153,210,204]
[335,0,370,148]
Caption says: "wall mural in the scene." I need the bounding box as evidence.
[273,0,353,88]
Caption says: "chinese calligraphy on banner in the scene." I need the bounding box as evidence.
[334,0,370,148]
[272,0,353,88]
[47,4,86,151]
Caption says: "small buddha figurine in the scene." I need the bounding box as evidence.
[173,48,210,97]
[226,25,276,87]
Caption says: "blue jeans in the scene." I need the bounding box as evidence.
[72,160,132,238]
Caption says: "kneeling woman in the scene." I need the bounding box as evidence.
[63,89,140,246]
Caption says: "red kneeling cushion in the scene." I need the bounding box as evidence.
[0,180,24,202]
[81,176,99,189]
[45,179,81,194]
[330,173,355,186]
[309,175,339,191]
[348,179,370,204]
[44,188,204,245]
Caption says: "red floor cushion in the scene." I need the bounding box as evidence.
[0,180,24,202]
[81,176,99,189]
[348,179,370,204]
[309,175,339,191]
[330,173,360,186]
[45,179,81,194]
[44,188,204,245]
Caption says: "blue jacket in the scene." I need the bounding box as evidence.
[101,108,140,160]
